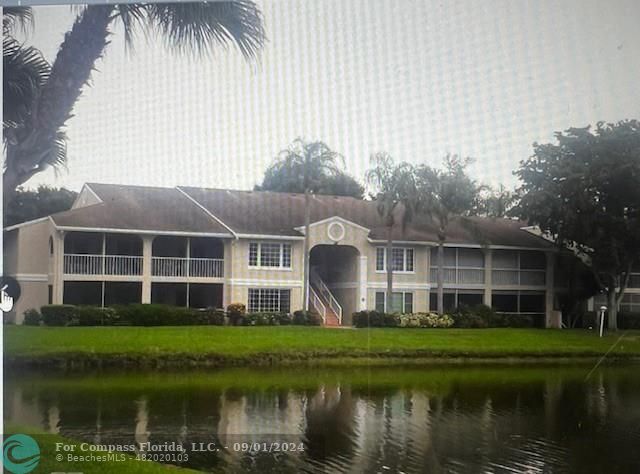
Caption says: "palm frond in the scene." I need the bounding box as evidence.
[117,1,265,60]
[3,36,50,131]
[3,7,33,36]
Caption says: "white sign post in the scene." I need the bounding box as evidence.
[599,305,607,338]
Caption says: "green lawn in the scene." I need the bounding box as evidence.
[5,326,640,366]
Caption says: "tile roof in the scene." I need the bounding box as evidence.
[49,183,553,248]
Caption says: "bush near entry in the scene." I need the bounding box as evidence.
[292,310,323,326]
[352,305,535,328]
[226,303,246,326]
[23,308,42,326]
[351,311,453,328]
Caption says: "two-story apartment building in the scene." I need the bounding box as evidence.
[4,183,564,326]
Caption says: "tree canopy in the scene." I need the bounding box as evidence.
[4,185,77,227]
[515,120,640,329]
[257,139,364,198]
[415,155,479,238]
[366,152,419,306]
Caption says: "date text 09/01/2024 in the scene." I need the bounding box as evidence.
[55,441,306,454]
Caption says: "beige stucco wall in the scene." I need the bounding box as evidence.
[3,220,56,322]
[225,238,304,311]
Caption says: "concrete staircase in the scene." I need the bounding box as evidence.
[309,270,343,327]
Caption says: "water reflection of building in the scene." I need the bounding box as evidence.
[6,369,640,473]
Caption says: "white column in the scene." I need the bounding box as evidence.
[55,230,65,304]
[483,248,492,307]
[358,256,368,310]
[141,236,153,304]
[222,240,234,308]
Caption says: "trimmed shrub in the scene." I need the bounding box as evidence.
[450,306,489,328]
[352,310,387,328]
[292,310,323,326]
[383,312,401,327]
[450,304,539,328]
[23,308,41,326]
[227,302,246,326]
[277,312,293,325]
[73,306,118,326]
[500,313,536,328]
[41,305,77,326]
[244,312,278,326]
[197,308,226,326]
[399,313,423,328]
[397,313,454,328]
[114,304,199,326]
[620,312,640,329]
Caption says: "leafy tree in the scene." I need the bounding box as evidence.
[515,120,640,329]
[3,2,265,206]
[475,184,517,218]
[272,138,344,310]
[257,155,363,198]
[366,153,419,310]
[415,155,480,315]
[4,186,77,227]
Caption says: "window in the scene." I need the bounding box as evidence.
[430,290,482,312]
[48,285,53,304]
[376,247,414,272]
[248,242,292,268]
[375,291,414,313]
[621,293,640,312]
[491,290,545,313]
[248,288,291,313]
[49,237,54,255]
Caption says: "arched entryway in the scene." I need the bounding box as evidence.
[309,245,361,326]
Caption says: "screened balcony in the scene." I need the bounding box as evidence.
[429,247,485,285]
[64,232,143,276]
[151,236,224,278]
[491,250,546,286]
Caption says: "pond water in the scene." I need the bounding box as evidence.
[5,364,640,473]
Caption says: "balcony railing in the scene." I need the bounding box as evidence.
[152,257,224,278]
[63,254,224,278]
[64,254,143,276]
[429,267,485,285]
[492,269,545,286]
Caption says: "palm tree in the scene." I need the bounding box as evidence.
[366,153,418,312]
[3,7,68,197]
[415,155,479,315]
[273,138,344,310]
[3,2,265,205]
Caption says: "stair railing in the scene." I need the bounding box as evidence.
[309,286,327,324]
[310,269,343,325]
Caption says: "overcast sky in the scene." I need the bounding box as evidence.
[22,0,640,192]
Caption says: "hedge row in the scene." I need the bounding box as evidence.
[352,304,537,329]
[24,305,322,327]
